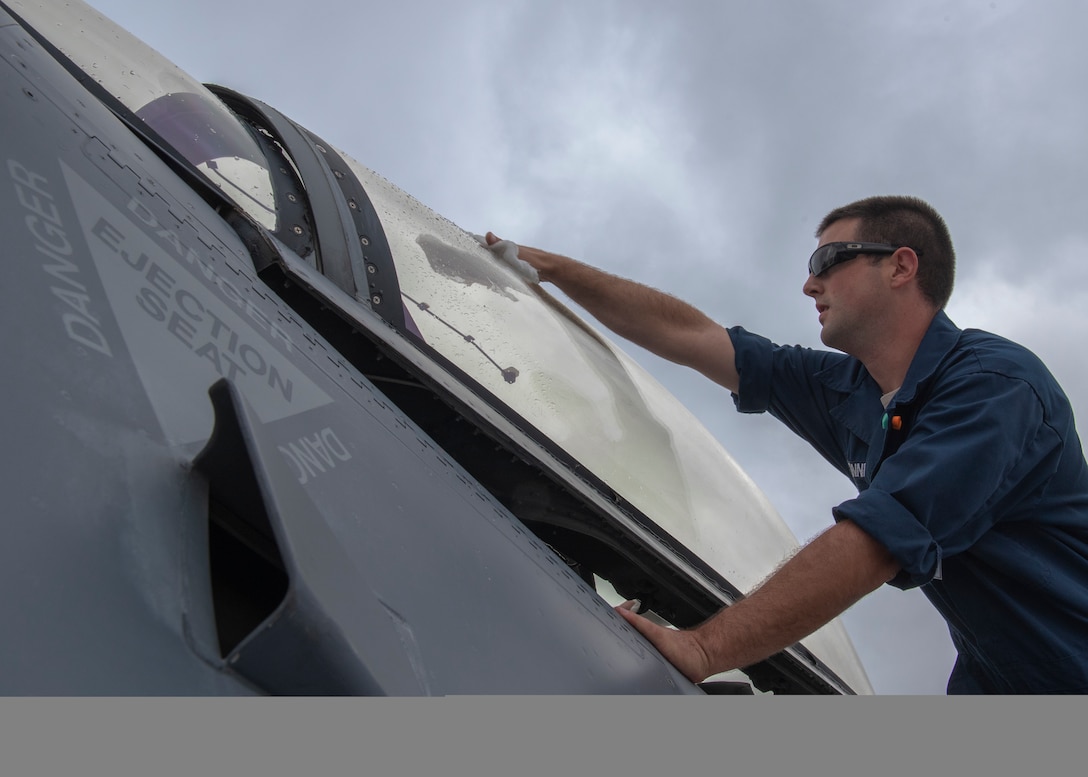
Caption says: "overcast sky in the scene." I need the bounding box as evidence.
[81,0,1088,694]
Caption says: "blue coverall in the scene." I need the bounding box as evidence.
[729,310,1088,693]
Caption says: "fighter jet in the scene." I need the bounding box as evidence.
[0,0,871,694]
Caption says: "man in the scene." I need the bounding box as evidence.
[486,195,1088,693]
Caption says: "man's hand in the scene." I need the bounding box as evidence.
[485,232,557,281]
[615,601,712,683]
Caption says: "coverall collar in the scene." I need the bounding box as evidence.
[816,311,963,440]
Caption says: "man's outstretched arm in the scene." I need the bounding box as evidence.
[486,233,740,392]
[617,519,901,683]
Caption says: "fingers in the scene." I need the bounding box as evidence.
[614,604,712,683]
[615,604,659,639]
[480,232,551,283]
[615,604,651,634]
[615,606,676,654]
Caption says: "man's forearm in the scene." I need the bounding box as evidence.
[691,519,900,677]
[504,238,739,389]
[529,249,709,345]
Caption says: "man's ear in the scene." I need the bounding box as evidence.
[888,247,920,288]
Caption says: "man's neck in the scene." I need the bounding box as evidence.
[858,308,938,394]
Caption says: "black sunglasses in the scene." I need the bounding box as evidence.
[808,242,922,277]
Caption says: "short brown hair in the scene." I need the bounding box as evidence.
[817,195,955,309]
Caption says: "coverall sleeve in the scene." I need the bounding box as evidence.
[728,326,856,476]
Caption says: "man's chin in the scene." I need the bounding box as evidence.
[819,326,845,352]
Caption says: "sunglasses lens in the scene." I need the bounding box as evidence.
[809,245,836,276]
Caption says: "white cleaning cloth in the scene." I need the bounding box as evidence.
[473,234,539,284]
